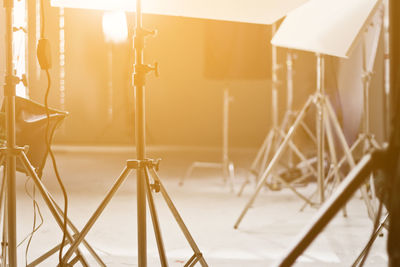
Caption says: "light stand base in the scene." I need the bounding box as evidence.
[0,148,105,266]
[56,159,208,267]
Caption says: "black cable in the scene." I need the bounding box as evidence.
[23,178,44,267]
[44,69,69,265]
[37,0,69,265]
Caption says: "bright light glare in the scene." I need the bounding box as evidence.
[102,11,128,43]
[51,0,136,11]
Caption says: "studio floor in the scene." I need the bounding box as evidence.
[12,147,387,266]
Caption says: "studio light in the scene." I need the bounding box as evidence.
[102,11,128,43]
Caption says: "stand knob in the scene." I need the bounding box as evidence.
[152,62,159,77]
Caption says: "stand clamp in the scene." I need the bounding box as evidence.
[127,159,162,192]
[0,146,29,156]
[362,71,373,84]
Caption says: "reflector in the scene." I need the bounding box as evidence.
[271,0,381,58]
[51,0,310,24]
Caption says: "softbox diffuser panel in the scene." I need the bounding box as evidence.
[51,0,310,25]
[271,0,381,58]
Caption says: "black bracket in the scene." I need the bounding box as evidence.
[127,158,161,171]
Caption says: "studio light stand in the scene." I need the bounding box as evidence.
[234,53,362,228]
[1,1,105,266]
[180,87,235,191]
[276,150,380,267]
[237,44,317,197]
[50,1,208,266]
[234,0,382,229]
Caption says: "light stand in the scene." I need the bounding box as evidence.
[52,1,208,266]
[179,87,235,191]
[4,1,17,265]
[237,46,317,196]
[1,1,105,266]
[234,53,372,228]
[276,151,378,267]
[234,0,382,228]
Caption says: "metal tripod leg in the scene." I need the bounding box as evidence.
[61,167,132,264]
[0,166,7,267]
[324,98,376,220]
[276,153,374,267]
[51,196,106,266]
[180,162,223,186]
[234,96,315,229]
[323,110,348,217]
[352,213,388,267]
[277,129,318,178]
[143,167,168,267]
[238,131,274,197]
[18,151,90,266]
[148,167,208,267]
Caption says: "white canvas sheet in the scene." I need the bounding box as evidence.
[51,0,309,25]
[271,0,381,58]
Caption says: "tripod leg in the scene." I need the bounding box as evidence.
[48,194,106,266]
[300,121,317,145]
[26,240,71,267]
[252,132,273,173]
[143,167,168,267]
[278,130,318,177]
[18,152,91,266]
[259,131,275,175]
[351,213,388,267]
[238,132,274,197]
[180,162,196,186]
[325,99,375,219]
[62,167,132,264]
[324,112,347,217]
[234,96,314,229]
[300,137,363,212]
[148,167,208,267]
[276,153,374,267]
[1,167,7,267]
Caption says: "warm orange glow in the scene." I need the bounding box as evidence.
[51,0,136,11]
[102,11,128,43]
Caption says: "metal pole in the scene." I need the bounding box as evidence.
[133,0,147,265]
[272,24,279,129]
[4,0,18,265]
[286,51,294,113]
[316,54,325,203]
[222,88,229,182]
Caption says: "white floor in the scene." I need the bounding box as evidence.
[11,149,387,266]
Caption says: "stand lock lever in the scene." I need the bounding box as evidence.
[135,62,159,77]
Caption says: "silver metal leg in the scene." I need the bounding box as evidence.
[62,167,132,264]
[325,99,376,220]
[180,88,235,192]
[324,110,348,217]
[18,151,90,266]
[234,96,315,229]
[149,167,208,267]
[144,167,168,267]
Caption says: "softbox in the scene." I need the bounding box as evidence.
[0,96,67,177]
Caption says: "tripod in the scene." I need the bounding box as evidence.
[276,151,381,267]
[55,1,208,266]
[237,49,317,196]
[234,54,375,229]
[180,88,235,191]
[1,1,105,266]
